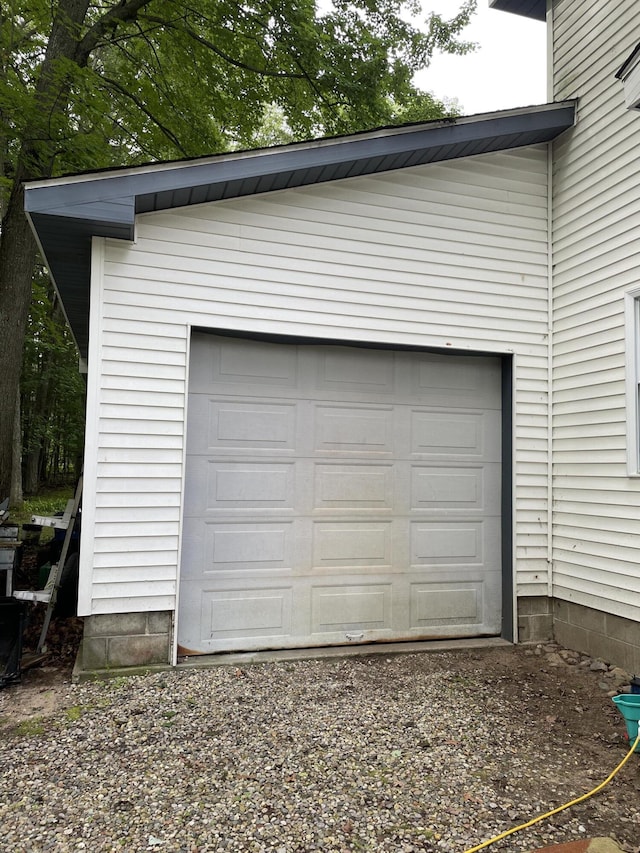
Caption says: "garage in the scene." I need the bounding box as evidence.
[178,332,503,654]
[23,104,579,670]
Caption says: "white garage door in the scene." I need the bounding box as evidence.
[178,333,502,654]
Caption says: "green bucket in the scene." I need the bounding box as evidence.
[612,694,640,752]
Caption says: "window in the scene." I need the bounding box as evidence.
[616,41,640,111]
[625,288,640,474]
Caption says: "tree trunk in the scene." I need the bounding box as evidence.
[0,186,38,498]
[23,302,59,494]
[0,0,92,497]
[9,387,23,506]
[24,442,42,497]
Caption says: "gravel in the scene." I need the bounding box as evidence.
[0,649,636,853]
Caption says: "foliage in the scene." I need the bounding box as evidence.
[0,0,477,497]
[1,0,477,182]
[20,271,85,493]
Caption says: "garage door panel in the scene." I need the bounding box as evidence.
[410,583,483,628]
[410,518,501,568]
[312,521,393,569]
[208,461,296,510]
[200,586,294,642]
[410,410,501,460]
[411,520,485,566]
[183,457,298,515]
[413,355,476,394]
[181,518,297,578]
[313,464,394,510]
[411,355,502,408]
[409,569,501,632]
[314,348,397,395]
[179,334,503,653]
[187,397,299,454]
[411,467,481,509]
[189,336,300,394]
[206,522,293,570]
[311,583,392,634]
[410,463,500,512]
[314,404,395,455]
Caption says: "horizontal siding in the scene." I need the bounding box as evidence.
[103,256,547,306]
[90,597,176,616]
[79,310,187,615]
[82,148,551,614]
[551,0,640,622]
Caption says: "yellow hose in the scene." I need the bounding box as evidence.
[461,728,640,853]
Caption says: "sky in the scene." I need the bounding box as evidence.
[415,1,548,116]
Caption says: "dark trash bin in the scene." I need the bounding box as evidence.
[0,596,26,688]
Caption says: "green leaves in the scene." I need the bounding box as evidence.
[0,0,478,495]
[21,271,85,489]
[1,0,478,178]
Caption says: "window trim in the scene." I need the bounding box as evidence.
[624,287,640,475]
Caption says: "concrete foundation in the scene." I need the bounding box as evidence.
[553,599,640,674]
[80,611,172,670]
[73,636,512,682]
[517,597,640,671]
[74,598,640,677]
[517,596,554,643]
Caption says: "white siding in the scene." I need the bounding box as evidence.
[551,0,640,619]
[80,149,551,615]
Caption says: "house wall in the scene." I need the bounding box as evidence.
[79,149,553,658]
[551,0,640,637]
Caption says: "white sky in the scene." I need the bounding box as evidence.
[415,1,548,115]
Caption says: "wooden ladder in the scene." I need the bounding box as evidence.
[14,476,82,655]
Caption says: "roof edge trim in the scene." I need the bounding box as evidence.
[24,100,576,361]
[25,101,570,193]
[489,0,546,22]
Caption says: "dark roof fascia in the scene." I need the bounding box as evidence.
[25,101,576,359]
[489,0,546,21]
[25,103,574,221]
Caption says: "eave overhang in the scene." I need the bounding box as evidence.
[489,0,546,21]
[25,101,576,359]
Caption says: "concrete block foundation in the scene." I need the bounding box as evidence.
[553,600,640,674]
[75,600,640,676]
[81,611,172,670]
[517,596,553,643]
[517,597,640,671]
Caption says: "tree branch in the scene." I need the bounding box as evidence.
[75,0,156,66]
[111,36,186,124]
[108,115,160,160]
[99,74,188,155]
[140,13,306,80]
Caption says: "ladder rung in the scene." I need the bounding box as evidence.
[30,515,69,529]
[14,589,52,604]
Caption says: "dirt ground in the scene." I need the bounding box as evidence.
[2,624,640,852]
[1,609,83,720]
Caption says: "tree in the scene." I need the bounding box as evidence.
[21,270,86,493]
[0,0,477,498]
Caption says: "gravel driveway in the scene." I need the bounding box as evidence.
[1,645,639,853]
